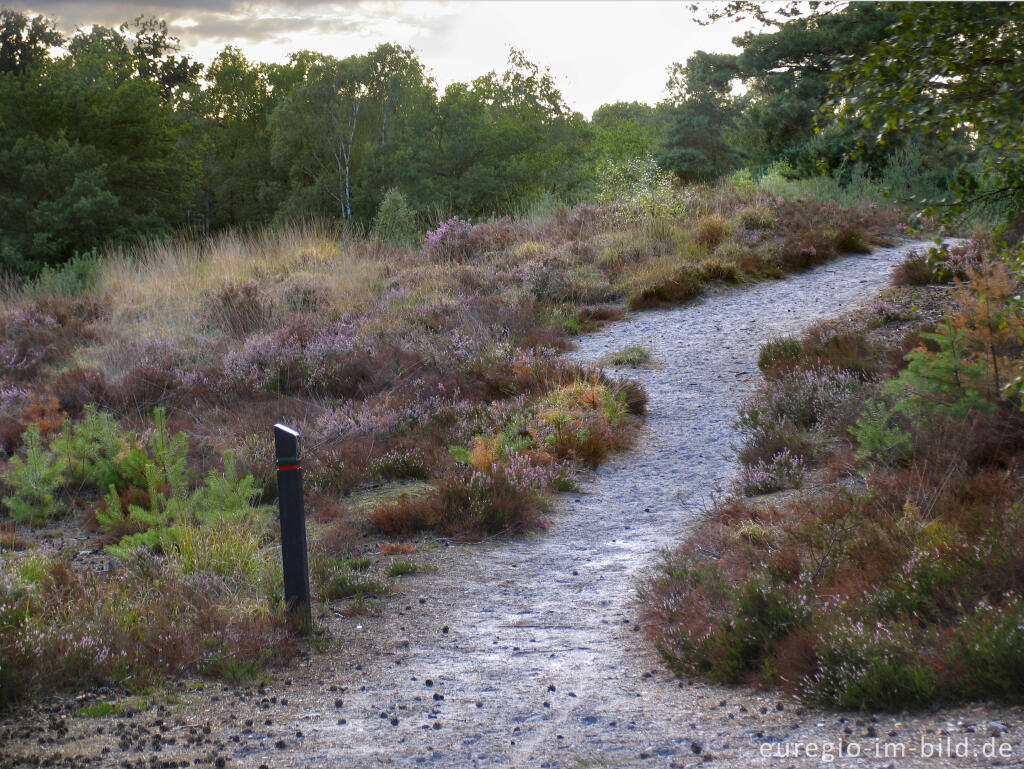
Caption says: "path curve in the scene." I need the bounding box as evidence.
[283,238,1012,769]
[8,239,1023,769]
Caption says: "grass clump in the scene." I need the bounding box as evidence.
[384,559,424,577]
[626,261,702,309]
[601,344,655,368]
[74,701,123,718]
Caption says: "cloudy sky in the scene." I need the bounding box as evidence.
[20,1,762,116]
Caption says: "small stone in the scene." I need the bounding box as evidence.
[691,741,702,755]
[275,739,287,749]
[334,699,343,709]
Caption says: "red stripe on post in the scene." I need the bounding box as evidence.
[277,463,300,471]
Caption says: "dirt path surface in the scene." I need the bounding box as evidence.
[4,240,1023,769]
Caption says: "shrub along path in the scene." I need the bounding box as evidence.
[4,239,1022,768]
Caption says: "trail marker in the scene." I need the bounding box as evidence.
[274,423,311,633]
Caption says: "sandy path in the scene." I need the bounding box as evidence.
[4,239,1022,769]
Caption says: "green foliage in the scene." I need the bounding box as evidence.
[74,701,123,718]
[1,424,66,525]
[105,526,180,561]
[194,450,270,526]
[954,597,1024,701]
[149,407,189,501]
[371,188,419,246]
[602,344,654,368]
[594,155,683,222]
[835,2,1024,224]
[53,406,127,489]
[99,440,269,560]
[590,101,673,163]
[660,52,741,181]
[851,400,911,466]
[884,322,995,424]
[384,559,423,577]
[808,621,937,711]
[0,18,197,273]
[314,556,390,600]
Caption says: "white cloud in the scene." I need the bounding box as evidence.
[22,0,760,114]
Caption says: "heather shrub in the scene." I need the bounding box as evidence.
[805,620,937,710]
[927,239,986,283]
[371,453,555,539]
[528,261,616,304]
[699,257,740,283]
[738,366,866,443]
[368,448,430,481]
[797,323,881,378]
[205,280,274,337]
[891,249,933,286]
[735,449,805,496]
[424,216,475,262]
[833,226,871,254]
[952,596,1024,701]
[0,549,292,705]
[532,379,633,466]
[694,214,730,248]
[646,555,809,685]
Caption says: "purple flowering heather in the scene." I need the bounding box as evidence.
[423,217,474,261]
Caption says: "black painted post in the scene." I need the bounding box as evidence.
[274,423,311,633]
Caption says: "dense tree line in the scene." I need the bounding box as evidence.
[1,2,1020,274]
[659,1,1022,233]
[0,9,670,273]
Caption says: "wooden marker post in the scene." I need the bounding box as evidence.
[274,423,311,633]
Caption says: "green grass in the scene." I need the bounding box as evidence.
[74,701,123,718]
[384,559,425,577]
[601,344,655,368]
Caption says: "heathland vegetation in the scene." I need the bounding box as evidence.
[1,1,1023,711]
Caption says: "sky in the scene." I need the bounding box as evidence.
[19,1,764,117]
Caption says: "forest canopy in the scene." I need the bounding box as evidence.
[0,2,1020,274]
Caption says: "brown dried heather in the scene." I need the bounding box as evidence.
[892,250,934,285]
[369,490,443,537]
[50,367,109,418]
